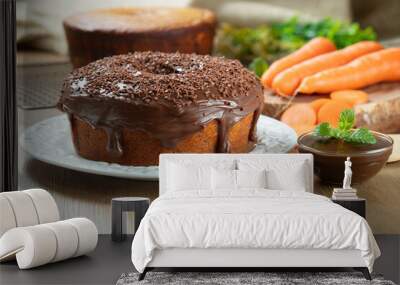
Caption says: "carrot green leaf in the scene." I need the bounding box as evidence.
[248,57,269,77]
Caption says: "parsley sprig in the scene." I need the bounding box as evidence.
[314,109,376,144]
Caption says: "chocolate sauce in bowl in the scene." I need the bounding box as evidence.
[298,132,394,184]
[298,133,393,156]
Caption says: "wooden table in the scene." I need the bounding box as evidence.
[18,108,400,234]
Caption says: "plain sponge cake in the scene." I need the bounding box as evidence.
[63,7,216,68]
[58,52,264,166]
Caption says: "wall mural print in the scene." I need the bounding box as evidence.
[1,1,399,284]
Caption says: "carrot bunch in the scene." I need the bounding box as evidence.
[297,48,400,94]
[261,37,336,88]
[281,90,369,135]
[261,37,400,97]
[262,37,400,136]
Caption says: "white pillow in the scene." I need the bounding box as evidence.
[266,166,306,191]
[236,169,267,189]
[167,162,212,192]
[212,168,237,190]
[237,159,308,191]
[212,169,267,191]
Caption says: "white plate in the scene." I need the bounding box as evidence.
[20,115,297,181]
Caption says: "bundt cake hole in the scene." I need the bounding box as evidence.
[143,63,185,75]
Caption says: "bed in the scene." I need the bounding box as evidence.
[131,154,380,281]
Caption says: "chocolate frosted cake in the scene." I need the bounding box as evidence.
[63,7,216,68]
[58,52,264,166]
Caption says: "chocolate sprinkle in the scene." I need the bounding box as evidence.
[62,52,260,106]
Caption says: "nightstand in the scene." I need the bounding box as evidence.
[332,198,366,218]
[111,197,150,242]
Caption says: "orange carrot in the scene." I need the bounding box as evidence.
[272,41,383,96]
[261,37,336,88]
[291,124,316,136]
[297,48,400,94]
[310,98,331,113]
[330,90,368,107]
[317,100,351,127]
[281,104,317,129]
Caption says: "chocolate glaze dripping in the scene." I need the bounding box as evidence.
[104,128,123,157]
[59,88,263,155]
[249,105,263,142]
[217,118,230,153]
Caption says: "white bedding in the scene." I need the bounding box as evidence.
[131,190,380,273]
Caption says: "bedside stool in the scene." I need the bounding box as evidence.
[111,197,150,242]
[332,198,366,218]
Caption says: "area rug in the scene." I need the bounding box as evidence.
[116,272,396,285]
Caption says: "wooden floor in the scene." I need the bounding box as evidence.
[0,235,399,285]
[0,235,133,285]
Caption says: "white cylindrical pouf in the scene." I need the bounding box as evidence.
[24,189,60,223]
[43,221,79,262]
[0,226,57,269]
[65,218,98,257]
[17,226,58,269]
[0,196,17,237]
[0,218,98,269]
[1,192,39,227]
[0,188,98,269]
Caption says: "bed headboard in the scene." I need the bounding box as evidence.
[159,154,314,196]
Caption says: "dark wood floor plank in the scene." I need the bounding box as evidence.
[0,235,398,285]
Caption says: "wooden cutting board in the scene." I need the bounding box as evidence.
[388,134,400,163]
[263,82,400,133]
